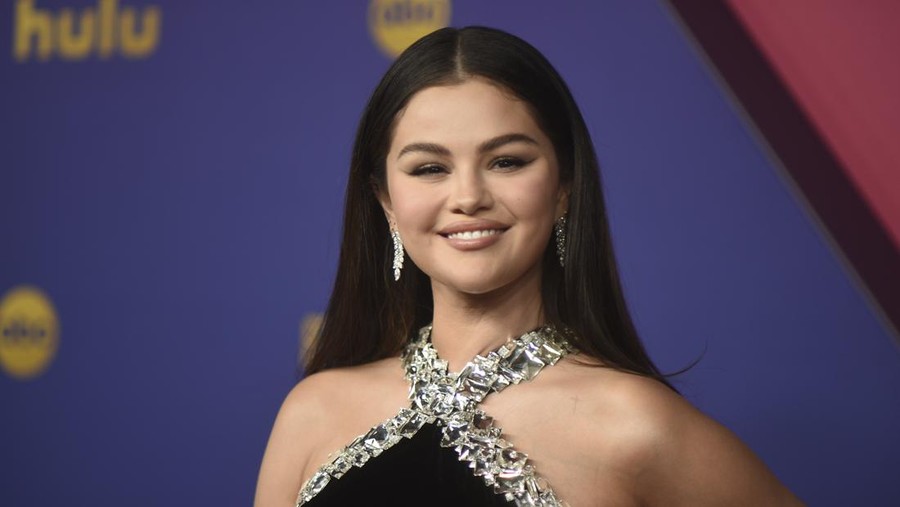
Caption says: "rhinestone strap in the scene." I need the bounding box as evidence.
[295,407,434,505]
[296,324,573,507]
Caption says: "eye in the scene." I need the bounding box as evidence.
[491,156,530,171]
[409,164,447,177]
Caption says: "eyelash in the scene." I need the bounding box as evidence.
[410,157,531,176]
[410,165,446,176]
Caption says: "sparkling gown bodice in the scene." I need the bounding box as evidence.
[296,325,574,507]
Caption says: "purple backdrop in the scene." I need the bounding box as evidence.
[2,1,898,505]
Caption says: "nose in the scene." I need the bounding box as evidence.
[450,167,493,215]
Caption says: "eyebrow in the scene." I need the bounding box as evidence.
[396,133,539,160]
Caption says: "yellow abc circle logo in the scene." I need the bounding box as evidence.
[0,285,59,380]
[368,0,452,58]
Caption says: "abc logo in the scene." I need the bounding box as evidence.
[368,0,451,58]
[0,286,59,380]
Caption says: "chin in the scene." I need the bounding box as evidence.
[454,283,503,296]
[431,271,517,297]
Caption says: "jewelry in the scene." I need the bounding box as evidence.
[295,324,574,506]
[391,225,404,281]
[553,214,567,267]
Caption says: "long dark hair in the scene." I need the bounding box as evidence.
[305,26,673,389]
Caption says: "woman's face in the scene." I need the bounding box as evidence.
[380,78,567,296]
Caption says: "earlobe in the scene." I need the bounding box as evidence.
[372,182,394,222]
[555,189,570,220]
[380,202,395,225]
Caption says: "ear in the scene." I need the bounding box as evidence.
[372,180,396,226]
[555,183,570,220]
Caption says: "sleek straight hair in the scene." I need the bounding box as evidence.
[305,26,673,389]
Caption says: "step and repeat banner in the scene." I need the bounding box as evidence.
[3,1,899,505]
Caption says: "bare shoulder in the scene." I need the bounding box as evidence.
[254,357,407,507]
[280,358,405,424]
[547,357,804,506]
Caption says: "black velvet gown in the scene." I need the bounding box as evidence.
[295,325,574,507]
[302,423,514,506]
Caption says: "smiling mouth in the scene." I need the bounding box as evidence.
[444,229,504,240]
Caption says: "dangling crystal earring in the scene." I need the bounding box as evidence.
[554,214,567,267]
[391,224,404,281]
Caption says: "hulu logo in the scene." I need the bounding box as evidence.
[13,0,161,62]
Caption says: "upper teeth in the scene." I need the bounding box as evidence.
[447,230,501,240]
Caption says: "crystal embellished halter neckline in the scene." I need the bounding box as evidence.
[296,324,575,507]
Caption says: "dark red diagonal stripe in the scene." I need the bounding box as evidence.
[665,0,900,339]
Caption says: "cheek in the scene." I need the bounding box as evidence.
[389,182,441,232]
[506,172,559,221]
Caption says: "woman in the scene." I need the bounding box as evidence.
[255,26,801,506]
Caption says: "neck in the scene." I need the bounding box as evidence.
[429,266,545,372]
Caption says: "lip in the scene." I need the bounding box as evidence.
[438,219,511,236]
[438,219,510,251]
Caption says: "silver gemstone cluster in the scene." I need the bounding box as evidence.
[553,214,567,267]
[296,324,574,507]
[391,226,404,281]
